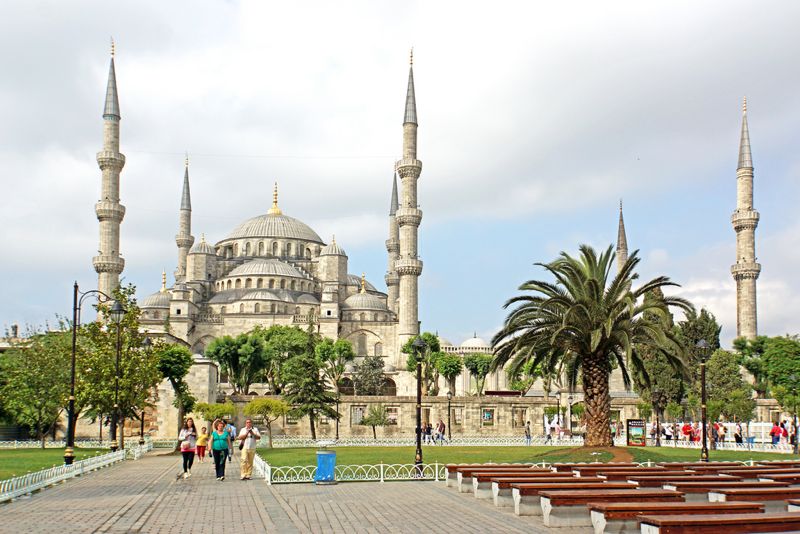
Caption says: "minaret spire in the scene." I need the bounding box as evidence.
[175,154,195,282]
[385,172,400,313]
[731,97,760,339]
[93,44,126,300]
[616,199,628,274]
[395,52,424,344]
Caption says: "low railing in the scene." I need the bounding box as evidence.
[0,438,160,449]
[615,436,794,453]
[253,455,449,485]
[267,435,586,448]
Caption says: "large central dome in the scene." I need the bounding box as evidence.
[225,212,323,243]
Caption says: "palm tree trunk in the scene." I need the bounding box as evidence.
[583,354,612,447]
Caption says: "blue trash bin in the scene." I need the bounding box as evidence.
[314,450,336,484]
[746,437,756,445]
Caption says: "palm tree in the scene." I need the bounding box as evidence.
[491,245,692,447]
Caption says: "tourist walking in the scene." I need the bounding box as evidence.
[237,418,261,480]
[225,420,237,462]
[436,419,447,444]
[524,421,532,446]
[195,426,209,463]
[211,419,233,481]
[178,417,197,479]
[734,422,743,444]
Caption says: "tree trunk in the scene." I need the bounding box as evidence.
[119,419,125,449]
[267,421,273,448]
[309,411,316,440]
[372,425,377,440]
[40,430,46,449]
[582,354,612,447]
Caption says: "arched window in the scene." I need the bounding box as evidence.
[359,313,366,322]
[269,279,275,289]
[339,377,355,396]
[374,342,383,357]
[294,306,301,315]
[221,306,227,314]
[290,280,296,290]
[256,278,263,288]
[226,280,232,290]
[287,242,293,256]
[245,278,252,288]
[239,304,244,313]
[373,313,379,321]
[305,247,312,259]
[272,242,279,256]
[280,279,286,289]
[233,243,239,256]
[235,279,242,289]
[153,311,160,319]
[258,241,265,255]
[270,303,276,313]
[382,377,397,396]
[245,242,251,256]
[357,334,367,356]
[254,303,260,313]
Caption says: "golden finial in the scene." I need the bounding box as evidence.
[200,233,206,243]
[160,270,167,293]
[619,198,623,212]
[360,273,366,294]
[331,234,336,244]
[742,96,747,114]
[268,182,282,215]
[185,151,189,168]
[409,47,414,66]
[110,37,115,58]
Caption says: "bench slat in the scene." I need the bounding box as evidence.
[638,512,800,533]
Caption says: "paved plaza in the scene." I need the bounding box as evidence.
[0,452,581,533]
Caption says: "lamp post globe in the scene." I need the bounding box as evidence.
[411,337,427,472]
[109,300,126,453]
[696,339,710,462]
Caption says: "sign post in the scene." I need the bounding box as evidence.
[627,419,646,447]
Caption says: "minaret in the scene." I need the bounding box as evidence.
[93,40,126,298]
[384,173,400,313]
[175,154,195,282]
[616,199,628,274]
[395,50,423,343]
[731,97,761,339]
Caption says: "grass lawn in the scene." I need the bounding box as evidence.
[626,445,797,464]
[257,446,614,466]
[0,448,108,480]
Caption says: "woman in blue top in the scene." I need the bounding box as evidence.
[211,419,232,480]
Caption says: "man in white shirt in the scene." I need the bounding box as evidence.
[237,419,261,480]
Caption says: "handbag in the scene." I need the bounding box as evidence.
[238,439,245,451]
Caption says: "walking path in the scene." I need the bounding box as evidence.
[0,452,577,533]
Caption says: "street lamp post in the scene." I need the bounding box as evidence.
[652,387,662,447]
[138,338,152,446]
[697,339,710,462]
[567,395,573,436]
[335,394,340,441]
[412,337,427,472]
[791,375,799,456]
[109,300,126,452]
[65,283,116,465]
[446,391,452,442]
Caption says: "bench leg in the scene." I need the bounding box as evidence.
[513,493,543,516]
[542,499,593,528]
[493,487,514,508]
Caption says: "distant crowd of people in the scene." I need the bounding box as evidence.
[421,419,448,444]
[176,417,261,481]
[648,419,797,445]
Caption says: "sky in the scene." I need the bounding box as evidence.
[1,1,799,347]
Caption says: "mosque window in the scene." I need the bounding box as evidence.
[245,278,252,288]
[239,304,244,313]
[254,303,260,313]
[233,244,239,256]
[374,342,383,357]
[269,279,275,289]
[305,247,312,259]
[226,280,232,290]
[280,279,286,289]
[294,306,301,315]
[326,310,332,317]
[257,278,263,288]
[221,306,227,314]
[176,309,181,315]
[350,405,366,425]
[272,242,279,256]
[357,334,367,356]
[153,312,160,319]
[359,313,366,322]
[287,243,293,256]
[270,303,276,313]
[235,279,242,289]
[373,313,379,321]
[290,280,296,290]
[258,241,265,255]
[245,242,251,256]
[382,378,397,397]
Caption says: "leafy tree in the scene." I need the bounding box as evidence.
[726,388,757,425]
[282,352,338,439]
[733,335,769,397]
[772,384,800,421]
[402,332,441,394]
[570,402,585,422]
[361,404,390,439]
[0,329,71,447]
[155,343,196,437]
[665,401,683,421]
[676,308,722,390]
[491,245,692,447]
[637,401,653,421]
[81,285,162,447]
[315,337,355,394]
[243,398,290,448]
[205,330,267,394]
[762,336,800,390]
[464,353,493,396]
[257,325,309,394]
[435,352,463,395]
[704,349,756,423]
[194,401,236,425]
[354,354,385,395]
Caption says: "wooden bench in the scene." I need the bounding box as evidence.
[552,462,638,473]
[638,512,800,533]
[628,475,741,488]
[572,465,667,477]
[596,469,693,481]
[444,463,533,487]
[663,481,789,502]
[758,460,800,468]
[589,501,764,534]
[455,466,550,493]
[709,487,800,513]
[510,482,634,516]
[759,473,800,485]
[470,472,579,501]
[787,498,800,512]
[718,468,800,481]
[658,461,743,469]
[538,488,684,527]
[490,476,599,508]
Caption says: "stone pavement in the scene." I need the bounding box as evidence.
[0,452,587,533]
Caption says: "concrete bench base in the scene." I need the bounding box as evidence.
[492,484,514,508]
[709,492,787,513]
[512,489,544,516]
[541,498,592,527]
[590,510,639,534]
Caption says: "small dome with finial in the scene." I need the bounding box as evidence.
[141,271,171,309]
[320,235,347,256]
[189,234,215,255]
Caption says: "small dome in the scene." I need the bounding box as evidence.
[460,335,490,351]
[141,290,170,309]
[227,259,306,279]
[297,294,320,305]
[346,274,377,292]
[343,292,388,311]
[439,337,454,347]
[190,237,215,255]
[320,239,346,256]
[224,213,323,243]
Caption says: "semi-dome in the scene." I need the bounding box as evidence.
[227,259,306,279]
[141,290,170,309]
[343,292,388,310]
[241,290,282,301]
[210,288,299,304]
[224,213,323,243]
[346,274,377,292]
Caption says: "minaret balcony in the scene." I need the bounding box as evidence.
[95,201,126,222]
[93,255,125,273]
[96,151,126,170]
[384,271,399,285]
[385,238,400,252]
[731,210,760,231]
[731,262,761,280]
[175,234,195,248]
[395,208,423,227]
[395,258,423,276]
[396,160,422,179]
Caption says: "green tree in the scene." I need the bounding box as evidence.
[315,337,355,394]
[491,245,692,447]
[733,335,769,397]
[0,329,71,447]
[243,398,290,448]
[194,401,236,426]
[676,308,722,390]
[704,349,756,423]
[402,332,441,395]
[205,330,268,394]
[282,353,338,439]
[155,343,196,437]
[257,325,309,394]
[762,336,800,390]
[361,404,390,439]
[354,354,385,395]
[463,353,493,396]
[435,352,463,395]
[637,401,653,421]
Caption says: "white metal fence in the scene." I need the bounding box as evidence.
[266,435,586,448]
[0,441,152,503]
